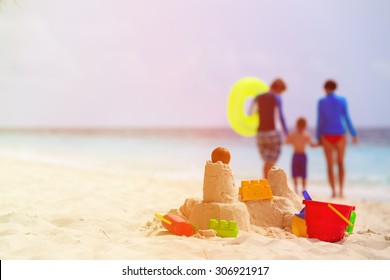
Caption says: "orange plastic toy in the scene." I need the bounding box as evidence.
[211,147,231,164]
[239,179,273,201]
[155,213,195,237]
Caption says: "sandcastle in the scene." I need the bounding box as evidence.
[245,166,302,228]
[181,159,251,231]
[180,147,302,232]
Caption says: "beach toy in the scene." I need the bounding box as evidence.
[209,219,238,238]
[296,190,312,219]
[346,211,356,234]
[303,200,355,242]
[155,213,195,237]
[239,179,273,201]
[327,204,354,227]
[291,215,308,237]
[226,77,269,137]
[211,147,231,164]
[302,190,312,200]
[292,190,312,235]
[295,209,305,219]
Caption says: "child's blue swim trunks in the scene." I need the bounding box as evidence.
[292,153,307,178]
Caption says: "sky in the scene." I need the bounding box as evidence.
[1,0,390,129]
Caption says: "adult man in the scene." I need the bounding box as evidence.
[251,78,289,178]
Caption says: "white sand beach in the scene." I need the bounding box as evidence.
[1,0,390,266]
[1,144,389,260]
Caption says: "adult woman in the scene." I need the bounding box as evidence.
[316,80,357,198]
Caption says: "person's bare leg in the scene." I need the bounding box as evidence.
[293,177,298,193]
[335,137,347,198]
[323,139,336,198]
[302,178,306,191]
[264,161,274,179]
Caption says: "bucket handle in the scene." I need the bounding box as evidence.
[155,213,172,225]
[327,204,354,227]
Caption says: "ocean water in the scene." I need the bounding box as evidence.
[0,127,389,201]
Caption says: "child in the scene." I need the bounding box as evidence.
[286,117,316,194]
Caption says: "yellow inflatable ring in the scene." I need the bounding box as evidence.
[226,77,269,137]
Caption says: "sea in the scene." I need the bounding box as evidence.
[1,127,389,202]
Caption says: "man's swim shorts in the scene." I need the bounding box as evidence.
[257,130,282,162]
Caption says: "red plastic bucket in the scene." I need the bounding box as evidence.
[303,200,355,242]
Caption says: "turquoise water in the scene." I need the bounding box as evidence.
[1,128,389,201]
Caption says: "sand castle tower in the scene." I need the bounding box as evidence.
[180,147,251,230]
[244,166,302,228]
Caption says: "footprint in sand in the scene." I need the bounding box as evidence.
[51,218,74,227]
[0,229,17,236]
[0,213,15,223]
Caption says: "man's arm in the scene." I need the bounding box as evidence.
[275,95,288,135]
[248,96,259,115]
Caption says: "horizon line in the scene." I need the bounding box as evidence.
[0,125,389,132]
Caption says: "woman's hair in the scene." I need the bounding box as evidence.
[324,80,337,91]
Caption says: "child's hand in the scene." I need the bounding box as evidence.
[311,141,321,148]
